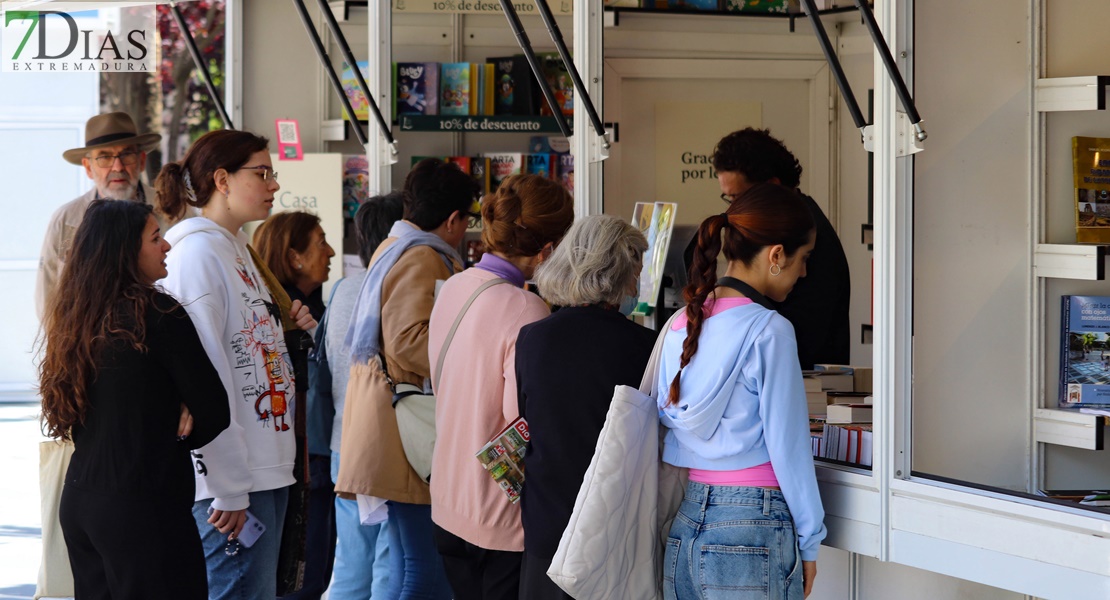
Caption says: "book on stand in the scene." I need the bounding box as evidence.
[396,62,439,115]
[1072,136,1110,244]
[489,55,537,116]
[1060,295,1110,407]
[440,62,471,116]
[475,417,530,504]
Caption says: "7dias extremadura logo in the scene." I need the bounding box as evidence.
[2,8,155,73]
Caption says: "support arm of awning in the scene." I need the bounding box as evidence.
[497,0,573,139]
[313,0,396,155]
[291,0,374,149]
[170,2,234,130]
[531,0,610,153]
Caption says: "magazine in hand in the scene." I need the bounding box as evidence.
[475,417,530,504]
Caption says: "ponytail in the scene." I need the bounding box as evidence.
[154,162,189,221]
[667,213,729,406]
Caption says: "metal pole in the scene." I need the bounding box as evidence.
[531,0,607,145]
[798,0,867,132]
[170,3,234,130]
[853,0,926,141]
[314,0,395,147]
[291,0,368,146]
[497,0,572,139]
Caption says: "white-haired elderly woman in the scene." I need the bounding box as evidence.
[513,214,659,600]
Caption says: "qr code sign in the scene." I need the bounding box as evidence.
[278,121,299,144]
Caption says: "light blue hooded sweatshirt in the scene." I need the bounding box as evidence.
[657,301,827,562]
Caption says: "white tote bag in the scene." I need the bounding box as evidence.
[35,439,74,600]
[547,312,687,600]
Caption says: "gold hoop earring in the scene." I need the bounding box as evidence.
[770,264,782,276]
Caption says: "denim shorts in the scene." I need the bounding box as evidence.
[663,481,803,600]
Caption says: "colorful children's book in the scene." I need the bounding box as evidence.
[341,60,371,120]
[341,155,370,218]
[475,417,530,504]
[489,55,536,116]
[1072,136,1110,243]
[396,62,439,115]
[440,62,471,116]
[525,153,553,179]
[1060,295,1110,407]
[486,153,524,192]
[558,154,574,193]
[537,52,573,118]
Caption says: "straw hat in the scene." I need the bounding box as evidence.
[62,112,161,165]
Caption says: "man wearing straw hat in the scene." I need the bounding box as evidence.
[35,112,161,318]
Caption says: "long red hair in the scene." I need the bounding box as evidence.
[667,183,814,406]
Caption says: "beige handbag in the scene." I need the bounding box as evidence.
[388,277,508,482]
[35,439,74,600]
[547,311,688,600]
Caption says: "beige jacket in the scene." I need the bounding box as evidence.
[35,185,161,319]
[335,239,459,504]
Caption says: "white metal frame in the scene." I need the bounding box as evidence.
[852,2,1110,597]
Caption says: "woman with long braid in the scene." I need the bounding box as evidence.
[657,182,827,599]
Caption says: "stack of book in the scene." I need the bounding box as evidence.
[807,364,874,467]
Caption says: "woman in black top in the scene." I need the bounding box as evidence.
[40,200,229,599]
[515,215,658,600]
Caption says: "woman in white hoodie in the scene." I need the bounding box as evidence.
[154,130,315,600]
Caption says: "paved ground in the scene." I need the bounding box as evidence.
[0,402,47,600]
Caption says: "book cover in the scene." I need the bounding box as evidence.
[471,156,491,196]
[342,154,370,219]
[440,62,471,116]
[530,135,571,155]
[341,60,371,120]
[537,52,573,118]
[1072,136,1110,243]
[469,62,479,116]
[486,153,524,192]
[490,55,536,116]
[483,64,495,116]
[558,154,574,193]
[396,62,439,116]
[670,0,721,9]
[525,153,553,179]
[1060,295,1110,407]
[474,417,530,504]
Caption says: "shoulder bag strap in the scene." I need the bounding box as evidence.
[432,277,509,392]
[638,310,685,396]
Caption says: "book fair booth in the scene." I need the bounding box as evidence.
[3,0,1110,598]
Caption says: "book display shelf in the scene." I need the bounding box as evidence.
[326,4,575,187]
[1033,76,1110,453]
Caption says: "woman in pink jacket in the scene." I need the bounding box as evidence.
[427,174,573,600]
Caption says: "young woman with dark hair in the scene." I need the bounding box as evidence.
[155,129,316,600]
[658,182,827,599]
[427,173,574,599]
[41,200,229,599]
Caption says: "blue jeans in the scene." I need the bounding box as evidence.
[329,451,391,599]
[192,486,289,600]
[663,482,803,600]
[386,501,452,599]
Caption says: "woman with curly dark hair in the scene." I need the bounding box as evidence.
[40,199,230,599]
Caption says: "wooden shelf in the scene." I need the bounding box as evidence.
[1033,244,1107,280]
[1034,408,1107,450]
[1035,76,1109,112]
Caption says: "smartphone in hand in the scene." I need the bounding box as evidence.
[206,506,266,548]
